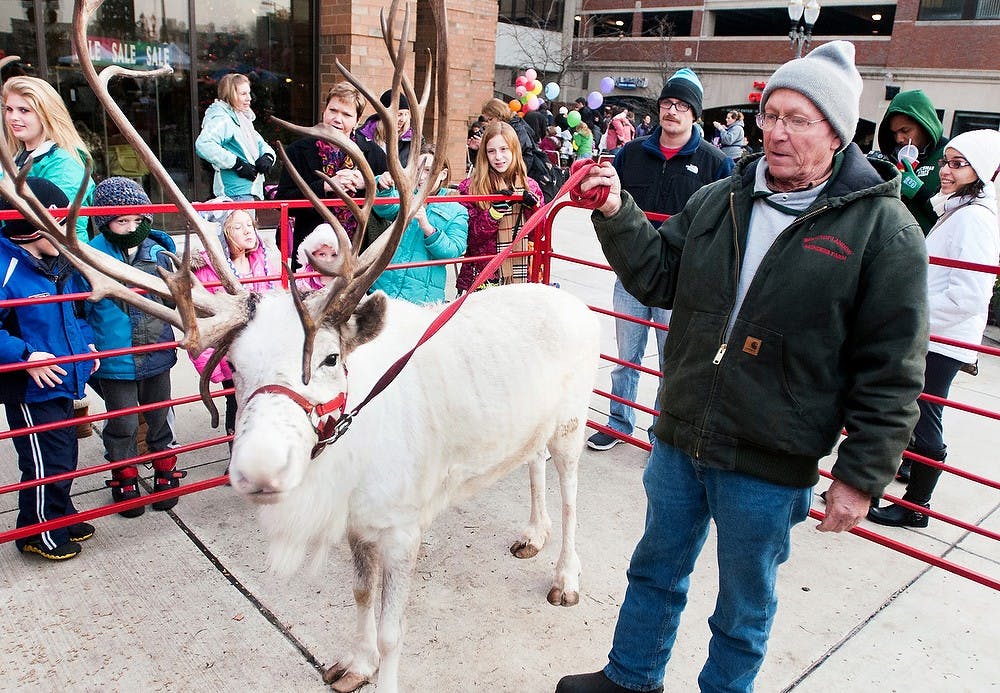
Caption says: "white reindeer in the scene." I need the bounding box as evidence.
[0,2,601,692]
[230,283,598,692]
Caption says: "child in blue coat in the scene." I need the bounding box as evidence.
[0,178,98,560]
[85,177,183,517]
[372,145,468,304]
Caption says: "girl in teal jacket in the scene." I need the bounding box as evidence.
[2,76,95,241]
[371,147,468,304]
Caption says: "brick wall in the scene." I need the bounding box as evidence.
[318,0,497,179]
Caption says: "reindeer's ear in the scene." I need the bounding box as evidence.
[339,291,387,353]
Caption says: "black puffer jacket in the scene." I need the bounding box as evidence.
[593,145,928,495]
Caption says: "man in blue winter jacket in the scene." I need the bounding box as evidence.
[0,178,98,561]
[587,68,733,452]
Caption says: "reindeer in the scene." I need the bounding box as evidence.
[0,2,601,691]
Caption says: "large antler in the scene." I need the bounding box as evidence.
[0,1,260,423]
[281,0,450,383]
[63,0,254,359]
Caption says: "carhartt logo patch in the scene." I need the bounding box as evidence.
[803,234,853,261]
[743,336,762,356]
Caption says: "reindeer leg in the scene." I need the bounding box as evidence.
[323,532,380,691]
[372,527,421,693]
[510,450,552,559]
[546,438,582,607]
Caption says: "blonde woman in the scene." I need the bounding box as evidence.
[2,76,95,241]
[195,73,276,201]
[455,121,541,293]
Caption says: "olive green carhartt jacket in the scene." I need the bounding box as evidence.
[593,145,928,496]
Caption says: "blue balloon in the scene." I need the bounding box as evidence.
[544,81,560,100]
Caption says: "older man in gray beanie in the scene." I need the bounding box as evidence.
[557,41,929,693]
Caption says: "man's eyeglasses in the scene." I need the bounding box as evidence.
[659,99,691,113]
[755,113,827,134]
[938,158,973,169]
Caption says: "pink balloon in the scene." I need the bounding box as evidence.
[525,68,537,82]
[527,96,540,111]
[515,75,527,87]
[515,85,526,97]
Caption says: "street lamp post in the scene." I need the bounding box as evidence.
[788,0,821,58]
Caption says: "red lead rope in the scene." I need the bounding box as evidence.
[329,161,610,444]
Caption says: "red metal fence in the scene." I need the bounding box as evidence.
[1,195,997,590]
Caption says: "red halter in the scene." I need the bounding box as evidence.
[246,375,350,459]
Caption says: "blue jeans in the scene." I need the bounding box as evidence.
[605,439,812,692]
[608,279,671,437]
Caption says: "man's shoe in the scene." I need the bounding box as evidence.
[67,522,95,542]
[895,459,912,482]
[867,502,930,528]
[555,671,660,693]
[587,432,622,451]
[20,538,82,561]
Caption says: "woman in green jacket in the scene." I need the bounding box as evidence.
[2,76,95,241]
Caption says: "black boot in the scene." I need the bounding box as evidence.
[150,455,187,511]
[868,452,944,528]
[555,671,662,693]
[106,466,145,518]
[867,502,930,527]
[895,458,911,482]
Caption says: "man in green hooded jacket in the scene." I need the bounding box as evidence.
[873,89,948,234]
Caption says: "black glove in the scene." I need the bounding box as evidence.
[866,150,892,165]
[255,153,275,175]
[232,158,257,180]
[521,189,539,208]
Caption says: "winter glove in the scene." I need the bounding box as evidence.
[521,189,539,208]
[255,154,275,175]
[866,150,892,165]
[899,158,923,200]
[232,158,257,180]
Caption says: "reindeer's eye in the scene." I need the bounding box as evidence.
[322,354,339,368]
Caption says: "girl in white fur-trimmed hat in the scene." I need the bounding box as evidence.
[869,129,1000,528]
[294,223,341,290]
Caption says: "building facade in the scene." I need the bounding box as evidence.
[1,0,497,208]
[498,0,1000,149]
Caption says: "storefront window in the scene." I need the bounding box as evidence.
[0,0,313,222]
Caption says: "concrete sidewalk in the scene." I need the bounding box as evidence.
[1,206,998,692]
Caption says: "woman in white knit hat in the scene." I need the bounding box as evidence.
[869,129,1000,527]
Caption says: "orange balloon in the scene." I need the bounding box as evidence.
[508,99,522,112]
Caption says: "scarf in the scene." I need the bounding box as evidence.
[493,198,528,284]
[101,219,152,250]
[315,138,360,238]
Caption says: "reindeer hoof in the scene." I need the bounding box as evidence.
[323,664,372,691]
[509,540,541,559]
[547,586,580,607]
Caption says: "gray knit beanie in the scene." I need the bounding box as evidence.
[760,40,862,152]
[92,177,153,231]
